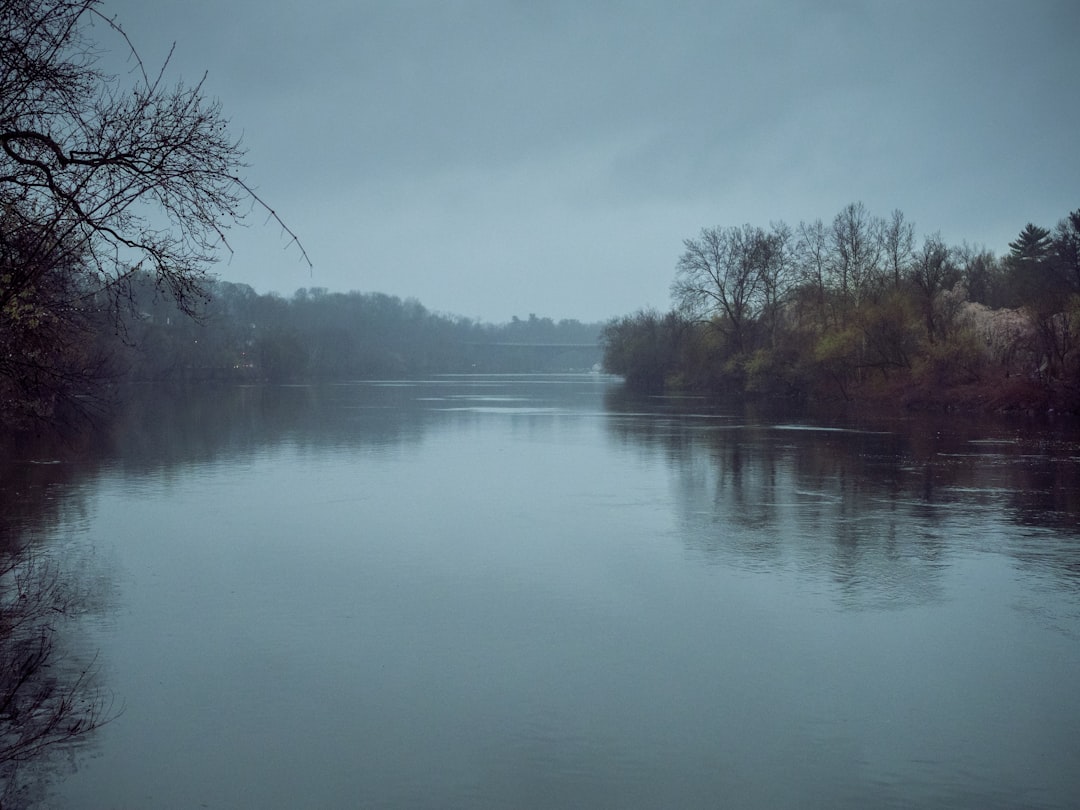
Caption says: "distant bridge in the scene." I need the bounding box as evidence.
[462,341,602,371]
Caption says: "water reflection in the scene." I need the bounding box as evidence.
[1,376,614,802]
[4,376,1080,808]
[0,424,131,805]
[100,376,606,470]
[605,388,1080,613]
[0,540,115,807]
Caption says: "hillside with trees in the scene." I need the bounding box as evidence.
[601,204,1080,414]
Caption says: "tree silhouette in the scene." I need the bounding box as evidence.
[1008,223,1052,261]
[0,0,307,426]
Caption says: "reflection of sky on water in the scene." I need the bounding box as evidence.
[5,376,1079,809]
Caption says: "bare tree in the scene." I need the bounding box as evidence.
[756,221,795,346]
[909,232,959,341]
[0,0,307,423]
[1050,210,1080,292]
[794,218,832,327]
[880,208,915,289]
[672,224,768,353]
[829,202,884,318]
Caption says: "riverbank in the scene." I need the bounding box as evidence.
[844,372,1080,417]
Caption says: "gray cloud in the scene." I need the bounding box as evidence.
[104,0,1080,321]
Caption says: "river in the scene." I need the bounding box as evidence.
[3,374,1079,808]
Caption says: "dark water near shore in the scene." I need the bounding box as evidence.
[4,375,1080,808]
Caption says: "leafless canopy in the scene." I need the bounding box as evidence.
[672,223,792,352]
[0,0,308,319]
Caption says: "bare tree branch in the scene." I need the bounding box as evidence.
[1,0,310,426]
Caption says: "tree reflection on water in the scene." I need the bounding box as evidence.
[604,387,1080,611]
[0,548,117,807]
[0,433,117,809]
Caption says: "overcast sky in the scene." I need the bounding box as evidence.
[103,0,1079,323]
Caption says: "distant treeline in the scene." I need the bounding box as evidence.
[602,204,1080,413]
[112,280,603,382]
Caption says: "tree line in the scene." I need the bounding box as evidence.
[112,277,602,384]
[602,203,1080,412]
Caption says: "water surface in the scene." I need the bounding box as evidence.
[5,375,1080,808]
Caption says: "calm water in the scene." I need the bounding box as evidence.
[4,375,1080,808]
